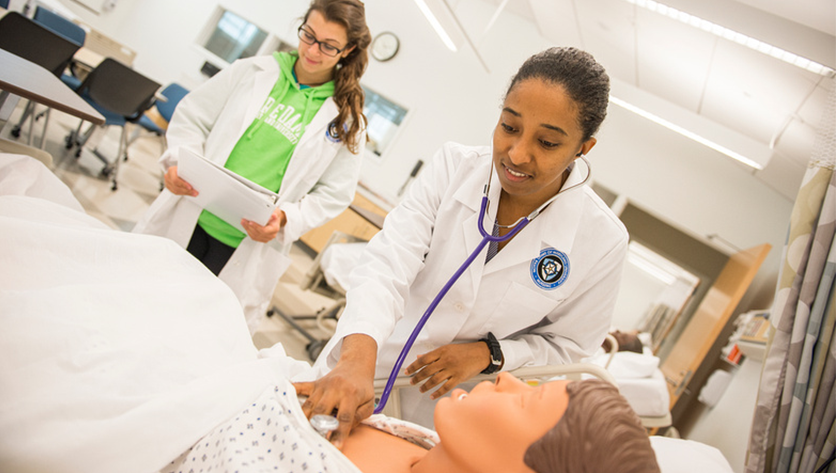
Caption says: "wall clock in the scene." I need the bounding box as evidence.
[371,31,400,62]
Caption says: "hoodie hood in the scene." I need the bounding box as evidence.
[245,51,334,140]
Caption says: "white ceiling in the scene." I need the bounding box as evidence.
[464,0,836,200]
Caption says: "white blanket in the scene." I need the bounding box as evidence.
[0,155,351,473]
[584,350,671,417]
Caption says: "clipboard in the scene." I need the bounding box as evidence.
[177,148,278,233]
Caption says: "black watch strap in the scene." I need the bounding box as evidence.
[480,332,503,374]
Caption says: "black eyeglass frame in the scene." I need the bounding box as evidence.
[297,26,346,57]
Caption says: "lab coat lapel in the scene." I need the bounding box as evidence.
[280,99,338,201]
[422,165,489,346]
[239,57,278,140]
[453,162,497,296]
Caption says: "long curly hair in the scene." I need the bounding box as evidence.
[303,0,371,154]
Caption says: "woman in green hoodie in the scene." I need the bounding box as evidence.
[133,0,372,333]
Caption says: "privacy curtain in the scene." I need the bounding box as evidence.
[745,83,836,473]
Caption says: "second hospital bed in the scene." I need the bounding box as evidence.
[271,235,673,428]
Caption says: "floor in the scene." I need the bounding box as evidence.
[0,100,336,365]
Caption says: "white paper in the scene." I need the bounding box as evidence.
[177,148,278,232]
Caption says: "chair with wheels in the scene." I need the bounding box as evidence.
[127,82,189,156]
[9,7,87,147]
[32,7,86,88]
[65,58,161,190]
[266,231,367,361]
[0,11,81,148]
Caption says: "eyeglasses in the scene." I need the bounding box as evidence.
[297,26,345,57]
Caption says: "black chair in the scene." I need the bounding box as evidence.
[0,11,81,148]
[65,58,161,190]
[8,7,87,147]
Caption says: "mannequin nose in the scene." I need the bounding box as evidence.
[495,372,529,393]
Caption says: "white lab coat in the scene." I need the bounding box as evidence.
[313,142,628,425]
[133,55,364,332]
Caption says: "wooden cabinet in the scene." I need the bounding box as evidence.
[299,191,389,254]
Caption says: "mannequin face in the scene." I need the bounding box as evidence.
[295,9,355,85]
[434,373,571,473]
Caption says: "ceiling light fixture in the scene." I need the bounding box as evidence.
[413,0,457,52]
[609,95,766,169]
[625,0,835,77]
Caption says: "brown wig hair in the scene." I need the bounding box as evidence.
[303,0,371,154]
[524,379,660,473]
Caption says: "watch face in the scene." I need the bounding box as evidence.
[372,32,399,61]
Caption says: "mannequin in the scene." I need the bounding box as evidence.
[341,374,660,473]
[603,329,644,353]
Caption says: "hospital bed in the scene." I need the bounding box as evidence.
[0,154,724,473]
[289,237,673,428]
[266,230,365,360]
[583,344,673,428]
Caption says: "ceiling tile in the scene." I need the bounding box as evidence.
[700,42,820,144]
[633,10,716,111]
[573,0,638,84]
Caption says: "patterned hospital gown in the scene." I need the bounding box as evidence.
[161,383,361,473]
[160,382,440,473]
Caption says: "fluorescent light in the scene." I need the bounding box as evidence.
[627,251,678,285]
[609,95,766,169]
[413,0,457,52]
[625,0,835,77]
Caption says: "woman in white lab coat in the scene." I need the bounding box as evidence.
[294,47,630,444]
[133,0,371,332]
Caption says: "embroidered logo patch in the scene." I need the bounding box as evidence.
[325,121,342,143]
[530,248,569,290]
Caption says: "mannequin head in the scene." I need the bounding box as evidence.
[524,378,660,473]
[603,329,644,354]
[430,374,659,473]
[433,373,571,473]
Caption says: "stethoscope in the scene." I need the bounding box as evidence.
[373,154,592,414]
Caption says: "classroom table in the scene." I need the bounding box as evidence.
[0,47,104,125]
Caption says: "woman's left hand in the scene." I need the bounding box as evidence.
[241,208,287,243]
[404,342,492,400]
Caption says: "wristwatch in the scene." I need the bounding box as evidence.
[480,332,503,374]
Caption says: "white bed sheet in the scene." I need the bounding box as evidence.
[0,155,320,473]
[650,436,734,473]
[584,350,671,417]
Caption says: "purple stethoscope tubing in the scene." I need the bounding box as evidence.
[373,192,529,413]
[372,156,591,414]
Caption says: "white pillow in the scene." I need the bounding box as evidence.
[650,436,734,473]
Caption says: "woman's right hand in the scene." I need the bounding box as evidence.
[292,334,377,450]
[164,166,198,196]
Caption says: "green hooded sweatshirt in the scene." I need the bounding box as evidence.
[198,51,335,248]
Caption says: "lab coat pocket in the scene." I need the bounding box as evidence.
[482,281,563,336]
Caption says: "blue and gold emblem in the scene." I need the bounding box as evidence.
[530,248,569,290]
